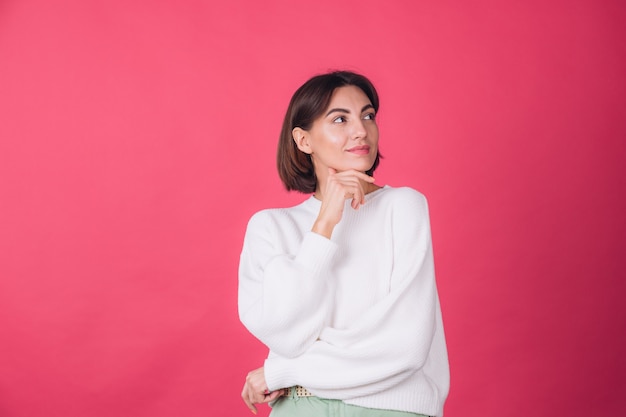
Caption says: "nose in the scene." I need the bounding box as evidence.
[351,118,367,140]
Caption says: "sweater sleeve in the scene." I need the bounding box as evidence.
[238,210,337,358]
[264,191,440,398]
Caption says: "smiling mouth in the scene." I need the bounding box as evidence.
[347,145,370,155]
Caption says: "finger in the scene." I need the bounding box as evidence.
[355,170,376,183]
[335,169,375,183]
[263,390,284,403]
[357,183,367,207]
[351,192,360,209]
[241,388,258,414]
[359,183,366,206]
[340,181,363,210]
[242,384,266,414]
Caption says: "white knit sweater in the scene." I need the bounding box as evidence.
[238,186,449,416]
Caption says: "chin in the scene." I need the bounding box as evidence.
[333,157,377,173]
[360,160,378,173]
[345,164,375,173]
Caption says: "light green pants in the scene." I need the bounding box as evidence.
[270,393,430,417]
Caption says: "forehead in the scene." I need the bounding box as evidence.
[327,85,371,107]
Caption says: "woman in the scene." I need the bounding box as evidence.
[238,71,449,417]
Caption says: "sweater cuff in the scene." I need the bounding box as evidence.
[294,231,337,276]
[264,356,297,391]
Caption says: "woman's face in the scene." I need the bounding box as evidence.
[295,85,379,175]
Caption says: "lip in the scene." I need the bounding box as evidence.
[346,145,370,155]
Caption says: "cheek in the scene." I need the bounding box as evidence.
[328,135,344,146]
[317,128,343,147]
[369,127,380,145]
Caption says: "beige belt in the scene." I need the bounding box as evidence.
[285,385,314,397]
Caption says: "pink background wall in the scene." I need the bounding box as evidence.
[1,1,624,416]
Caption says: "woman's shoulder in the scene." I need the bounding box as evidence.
[378,186,431,232]
[379,185,429,208]
[246,197,316,231]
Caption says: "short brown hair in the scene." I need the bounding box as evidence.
[277,71,381,193]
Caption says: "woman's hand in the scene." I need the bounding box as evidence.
[312,168,376,239]
[241,366,285,414]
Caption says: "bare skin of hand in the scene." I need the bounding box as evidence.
[241,367,285,414]
[313,168,377,239]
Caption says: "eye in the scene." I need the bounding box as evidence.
[333,116,346,123]
[363,112,376,121]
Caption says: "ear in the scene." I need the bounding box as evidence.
[292,127,312,154]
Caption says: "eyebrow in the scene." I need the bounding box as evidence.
[325,104,374,117]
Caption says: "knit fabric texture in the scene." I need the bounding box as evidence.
[238,186,450,416]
